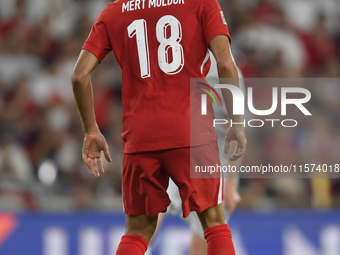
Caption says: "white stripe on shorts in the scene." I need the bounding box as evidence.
[218,170,223,204]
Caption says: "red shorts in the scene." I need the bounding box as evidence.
[122,141,223,218]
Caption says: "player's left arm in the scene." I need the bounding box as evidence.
[72,50,112,177]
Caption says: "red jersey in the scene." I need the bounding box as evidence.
[83,0,231,153]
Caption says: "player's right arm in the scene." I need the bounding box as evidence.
[72,50,112,177]
[209,35,247,161]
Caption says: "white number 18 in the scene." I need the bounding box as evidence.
[128,15,184,78]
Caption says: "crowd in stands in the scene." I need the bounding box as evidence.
[0,0,339,211]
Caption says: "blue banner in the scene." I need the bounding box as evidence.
[0,210,339,255]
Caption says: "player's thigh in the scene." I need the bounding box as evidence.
[125,214,159,242]
[122,152,171,217]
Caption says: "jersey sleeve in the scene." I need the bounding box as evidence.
[82,9,112,63]
[200,0,231,47]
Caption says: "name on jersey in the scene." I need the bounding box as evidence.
[122,0,185,12]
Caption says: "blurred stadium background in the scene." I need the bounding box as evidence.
[0,0,340,254]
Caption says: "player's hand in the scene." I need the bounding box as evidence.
[224,126,247,161]
[224,186,241,215]
[82,130,112,177]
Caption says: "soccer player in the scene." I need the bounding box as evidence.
[146,58,245,255]
[71,0,247,254]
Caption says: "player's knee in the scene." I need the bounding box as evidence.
[125,227,156,242]
[125,215,158,242]
[125,223,157,242]
[197,205,226,231]
[201,215,226,231]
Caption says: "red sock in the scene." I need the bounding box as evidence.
[204,224,235,255]
[116,235,148,255]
